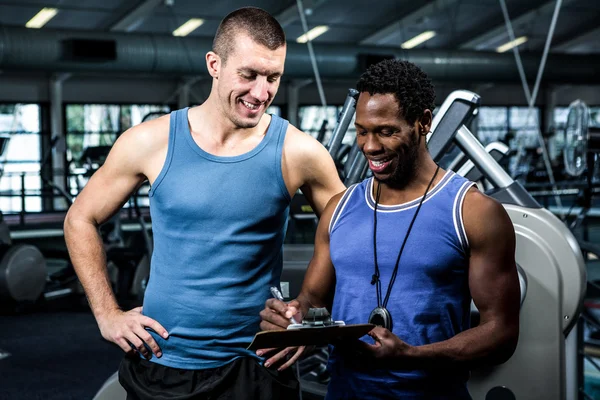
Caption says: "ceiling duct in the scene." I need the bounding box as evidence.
[0,26,598,83]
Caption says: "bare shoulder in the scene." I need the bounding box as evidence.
[108,113,171,179]
[116,113,170,156]
[281,123,344,199]
[319,189,349,228]
[326,189,347,212]
[462,187,515,248]
[283,123,330,163]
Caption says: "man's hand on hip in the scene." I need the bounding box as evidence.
[97,306,169,360]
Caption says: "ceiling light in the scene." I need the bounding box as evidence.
[401,31,436,49]
[25,7,58,29]
[496,36,528,53]
[296,25,329,43]
[172,18,204,37]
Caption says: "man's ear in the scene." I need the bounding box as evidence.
[419,109,433,135]
[206,51,220,79]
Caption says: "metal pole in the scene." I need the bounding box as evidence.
[523,0,564,208]
[20,172,26,226]
[49,73,70,211]
[498,0,531,103]
[455,125,514,189]
[530,0,563,110]
[327,89,358,158]
[498,0,563,208]
[296,0,327,111]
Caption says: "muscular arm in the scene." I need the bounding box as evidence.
[295,191,341,314]
[64,117,169,357]
[257,192,341,368]
[282,126,345,217]
[65,129,144,316]
[366,189,520,369]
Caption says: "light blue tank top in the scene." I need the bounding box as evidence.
[327,171,475,399]
[143,108,291,369]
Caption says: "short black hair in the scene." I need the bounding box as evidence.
[356,59,436,125]
[213,7,286,65]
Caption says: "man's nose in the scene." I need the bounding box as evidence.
[361,133,382,155]
[249,78,269,103]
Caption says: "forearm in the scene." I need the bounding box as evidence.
[64,216,119,321]
[296,288,331,317]
[405,320,518,369]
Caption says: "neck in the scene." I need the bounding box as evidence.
[191,95,266,145]
[375,155,441,205]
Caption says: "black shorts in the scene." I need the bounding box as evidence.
[118,354,300,400]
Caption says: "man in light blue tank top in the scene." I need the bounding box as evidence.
[64,7,345,400]
[260,60,521,399]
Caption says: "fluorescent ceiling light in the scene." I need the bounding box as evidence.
[496,36,528,53]
[401,31,436,49]
[296,25,329,43]
[172,18,204,37]
[25,7,58,29]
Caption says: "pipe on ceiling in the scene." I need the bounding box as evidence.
[0,26,597,83]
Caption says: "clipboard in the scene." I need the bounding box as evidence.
[247,324,375,350]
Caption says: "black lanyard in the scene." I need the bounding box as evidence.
[369,165,440,329]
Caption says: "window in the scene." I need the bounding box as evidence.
[476,106,541,148]
[509,107,541,149]
[267,105,281,117]
[478,107,508,145]
[66,104,170,195]
[298,105,356,146]
[0,104,42,213]
[66,104,120,166]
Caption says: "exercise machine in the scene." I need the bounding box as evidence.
[428,90,585,400]
[0,135,47,309]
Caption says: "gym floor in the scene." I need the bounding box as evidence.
[0,301,123,400]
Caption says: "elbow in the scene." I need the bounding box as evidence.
[491,322,520,365]
[63,207,79,238]
[63,208,73,236]
[63,206,96,241]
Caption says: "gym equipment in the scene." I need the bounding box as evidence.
[0,135,47,308]
[429,90,585,400]
[558,99,600,399]
[326,89,368,185]
[559,100,600,236]
[563,100,591,178]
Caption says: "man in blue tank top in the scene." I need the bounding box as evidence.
[260,60,520,399]
[64,7,345,400]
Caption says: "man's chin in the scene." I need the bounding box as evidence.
[376,167,414,189]
[233,115,262,129]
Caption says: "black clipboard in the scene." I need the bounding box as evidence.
[247,324,375,350]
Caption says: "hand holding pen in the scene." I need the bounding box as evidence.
[256,287,306,370]
[270,286,299,325]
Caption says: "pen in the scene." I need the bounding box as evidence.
[270,286,299,325]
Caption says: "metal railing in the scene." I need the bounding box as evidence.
[0,170,149,227]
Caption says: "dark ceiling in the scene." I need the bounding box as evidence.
[0,0,598,54]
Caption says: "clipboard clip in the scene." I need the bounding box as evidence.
[287,307,345,330]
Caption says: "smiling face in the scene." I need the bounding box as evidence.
[355,92,425,188]
[207,32,286,129]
